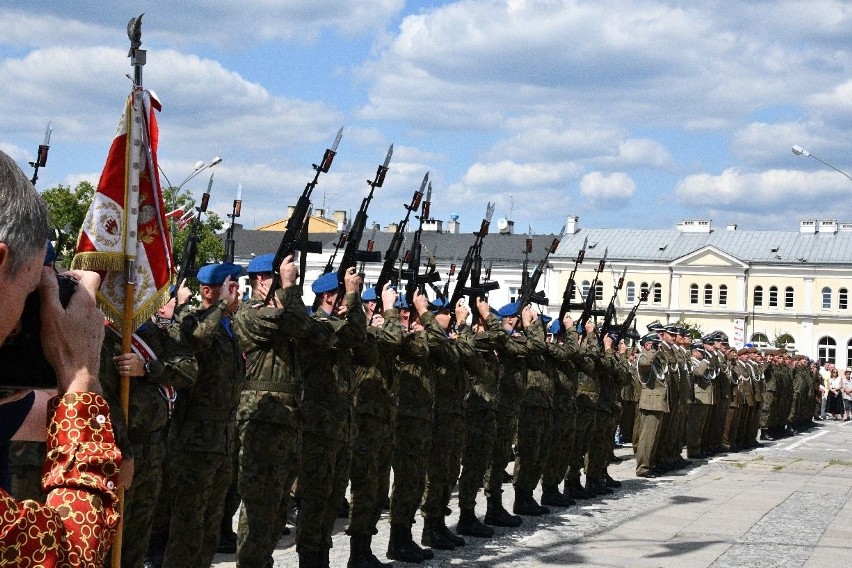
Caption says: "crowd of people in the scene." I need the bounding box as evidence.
[0,145,832,568]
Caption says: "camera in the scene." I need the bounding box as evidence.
[0,273,77,391]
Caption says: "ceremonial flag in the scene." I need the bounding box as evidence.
[73,89,173,329]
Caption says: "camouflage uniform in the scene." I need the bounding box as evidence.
[347,308,402,541]
[295,290,368,556]
[541,328,581,493]
[390,312,446,521]
[422,322,475,522]
[484,328,533,499]
[231,288,305,568]
[512,320,551,501]
[564,338,600,489]
[99,320,198,568]
[587,342,629,486]
[457,316,502,511]
[163,300,245,568]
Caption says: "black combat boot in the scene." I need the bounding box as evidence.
[421,517,456,550]
[563,478,593,499]
[438,515,466,547]
[349,535,392,568]
[541,485,575,507]
[319,547,330,568]
[512,490,549,516]
[387,524,424,564]
[585,479,613,496]
[456,508,495,538]
[603,473,622,488]
[484,494,523,527]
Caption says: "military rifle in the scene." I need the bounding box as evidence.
[599,266,627,346]
[517,228,564,309]
[265,127,342,304]
[558,236,588,324]
[449,202,498,329]
[323,231,348,274]
[327,145,391,311]
[576,247,608,335]
[373,190,422,315]
[173,172,214,301]
[617,283,652,344]
[29,122,51,186]
[222,184,242,263]
[401,175,441,307]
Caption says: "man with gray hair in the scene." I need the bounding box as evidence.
[0,149,121,565]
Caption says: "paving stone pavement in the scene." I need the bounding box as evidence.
[211,418,852,567]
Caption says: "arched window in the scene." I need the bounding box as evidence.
[704,284,713,305]
[719,284,728,306]
[840,288,848,310]
[581,280,590,299]
[847,339,852,368]
[595,281,604,301]
[753,286,763,307]
[822,287,832,310]
[653,283,662,304]
[769,286,778,307]
[751,332,769,348]
[776,333,795,351]
[785,286,794,308]
[689,284,698,304]
[626,281,635,303]
[819,336,837,365]
[640,282,649,298]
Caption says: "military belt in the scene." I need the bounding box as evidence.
[128,429,164,445]
[185,408,237,421]
[243,380,300,395]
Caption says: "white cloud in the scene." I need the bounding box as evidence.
[0,2,405,49]
[675,167,850,210]
[580,172,635,202]
[463,160,581,187]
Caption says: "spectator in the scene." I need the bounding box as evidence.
[826,368,844,420]
[841,368,852,422]
[0,149,121,567]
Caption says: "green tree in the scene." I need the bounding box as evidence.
[674,318,703,339]
[40,181,95,267]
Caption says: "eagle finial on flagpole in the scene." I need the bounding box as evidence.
[127,13,144,56]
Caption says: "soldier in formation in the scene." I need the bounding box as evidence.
[9,237,829,568]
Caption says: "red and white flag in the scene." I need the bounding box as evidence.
[73,88,173,329]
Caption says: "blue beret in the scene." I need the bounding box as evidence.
[540,314,552,325]
[247,253,275,274]
[548,319,561,334]
[430,297,449,311]
[312,272,339,295]
[496,301,520,318]
[394,295,410,310]
[361,287,378,302]
[44,241,56,265]
[197,262,242,285]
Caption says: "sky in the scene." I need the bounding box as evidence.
[2,0,852,236]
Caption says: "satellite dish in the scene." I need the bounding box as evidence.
[496,218,509,230]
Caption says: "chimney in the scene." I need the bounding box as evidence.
[818,219,838,234]
[385,222,398,233]
[566,215,579,235]
[726,223,737,231]
[286,205,296,219]
[332,210,347,231]
[447,214,460,235]
[799,220,817,234]
[314,208,326,219]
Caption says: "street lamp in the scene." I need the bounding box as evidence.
[159,157,223,236]
[791,145,852,184]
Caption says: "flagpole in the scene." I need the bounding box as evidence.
[111,13,146,567]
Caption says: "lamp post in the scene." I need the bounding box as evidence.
[160,157,222,236]
[791,145,852,184]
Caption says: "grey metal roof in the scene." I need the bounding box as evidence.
[226,226,560,265]
[225,225,852,267]
[553,228,852,265]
